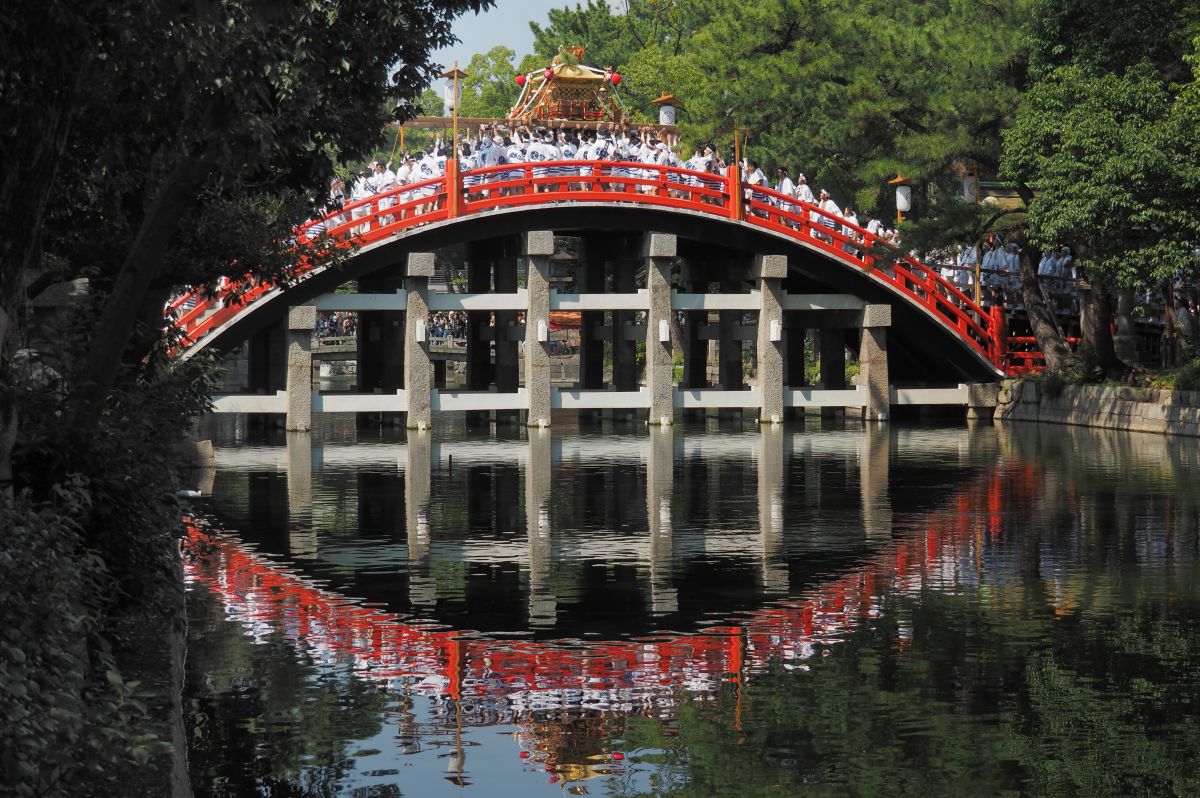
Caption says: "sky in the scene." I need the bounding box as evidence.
[429,0,569,94]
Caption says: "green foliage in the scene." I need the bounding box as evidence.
[1001,61,1200,287]
[1000,0,1200,288]
[1174,361,1200,391]
[0,483,169,798]
[458,45,521,118]
[683,0,1028,218]
[525,0,712,122]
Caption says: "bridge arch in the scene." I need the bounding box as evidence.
[171,162,1006,427]
[181,202,1000,383]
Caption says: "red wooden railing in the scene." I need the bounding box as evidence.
[1004,336,1081,376]
[168,160,1005,371]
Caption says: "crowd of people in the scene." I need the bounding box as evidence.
[316,310,469,343]
[306,123,906,247]
[316,311,357,338]
[299,129,1194,366]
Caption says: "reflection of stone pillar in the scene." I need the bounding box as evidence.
[405,429,435,608]
[286,306,315,431]
[859,304,891,422]
[526,428,556,627]
[524,231,554,428]
[757,425,788,594]
[646,425,677,614]
[756,255,787,425]
[859,423,892,542]
[405,253,434,429]
[646,234,676,426]
[286,431,316,558]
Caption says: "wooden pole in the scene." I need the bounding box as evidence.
[451,61,460,154]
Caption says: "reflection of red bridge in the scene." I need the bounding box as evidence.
[182,460,1039,710]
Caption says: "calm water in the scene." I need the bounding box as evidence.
[183,417,1200,797]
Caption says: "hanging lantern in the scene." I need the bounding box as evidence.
[543,67,554,81]
[609,72,622,85]
[515,73,526,87]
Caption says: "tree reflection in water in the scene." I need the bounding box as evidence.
[184,423,1200,797]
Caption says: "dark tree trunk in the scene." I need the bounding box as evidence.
[1017,247,1072,373]
[1113,287,1140,367]
[1011,185,1071,374]
[69,154,212,436]
[1078,271,1122,379]
[0,64,88,495]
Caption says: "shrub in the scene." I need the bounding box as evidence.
[1175,361,1200,392]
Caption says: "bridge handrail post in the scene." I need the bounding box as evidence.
[727,164,743,221]
[989,306,1007,368]
[445,159,460,219]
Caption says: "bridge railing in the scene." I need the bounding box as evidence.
[742,185,1002,365]
[1004,336,1081,376]
[170,160,1003,371]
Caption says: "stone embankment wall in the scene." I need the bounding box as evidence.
[996,380,1200,437]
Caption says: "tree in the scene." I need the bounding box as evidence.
[1,2,490,792]
[1,0,491,483]
[459,45,521,118]
[528,0,638,75]
[524,0,712,120]
[1001,0,1200,375]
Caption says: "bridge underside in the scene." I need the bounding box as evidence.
[196,204,998,385]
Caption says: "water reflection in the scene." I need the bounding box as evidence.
[185,422,1200,797]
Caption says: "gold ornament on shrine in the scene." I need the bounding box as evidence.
[508,46,628,125]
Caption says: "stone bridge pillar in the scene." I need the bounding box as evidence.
[646,233,676,426]
[524,231,554,428]
[285,305,315,432]
[405,252,434,430]
[755,255,787,425]
[859,304,891,422]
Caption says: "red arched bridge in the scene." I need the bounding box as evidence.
[168,161,1013,427]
